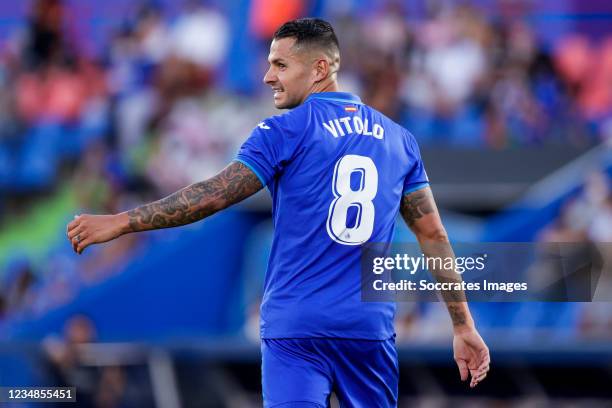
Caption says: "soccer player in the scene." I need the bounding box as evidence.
[67,18,489,407]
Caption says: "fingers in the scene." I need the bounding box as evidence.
[469,354,490,388]
[67,215,87,254]
[77,235,96,254]
[470,367,488,388]
[476,351,490,373]
[68,224,85,240]
[72,232,87,253]
[67,215,81,233]
[456,358,469,381]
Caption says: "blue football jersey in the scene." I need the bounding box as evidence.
[236,92,429,339]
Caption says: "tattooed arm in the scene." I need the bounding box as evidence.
[127,161,262,231]
[400,187,490,387]
[400,187,468,321]
[66,161,263,254]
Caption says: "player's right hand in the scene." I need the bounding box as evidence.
[453,328,490,388]
[66,214,124,254]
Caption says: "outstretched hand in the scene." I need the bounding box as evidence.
[66,214,125,254]
[453,328,490,388]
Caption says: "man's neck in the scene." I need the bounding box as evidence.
[298,80,340,105]
[308,79,340,96]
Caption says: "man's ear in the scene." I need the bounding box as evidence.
[313,58,330,82]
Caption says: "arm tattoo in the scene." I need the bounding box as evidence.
[400,187,471,326]
[127,161,263,232]
[400,188,434,226]
[447,303,467,327]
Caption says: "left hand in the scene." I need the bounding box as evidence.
[453,327,490,388]
[66,214,124,254]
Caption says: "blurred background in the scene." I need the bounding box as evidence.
[0,0,611,406]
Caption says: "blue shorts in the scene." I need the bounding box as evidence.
[261,337,398,408]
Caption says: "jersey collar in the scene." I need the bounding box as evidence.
[305,92,363,105]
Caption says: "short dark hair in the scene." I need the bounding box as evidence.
[273,18,339,55]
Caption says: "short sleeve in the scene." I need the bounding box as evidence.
[235,118,287,186]
[402,131,430,194]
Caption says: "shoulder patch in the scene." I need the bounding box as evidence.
[257,122,271,130]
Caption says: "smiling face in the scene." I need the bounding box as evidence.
[263,37,319,109]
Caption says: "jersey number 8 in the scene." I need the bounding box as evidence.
[326,155,378,245]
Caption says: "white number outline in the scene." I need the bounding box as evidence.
[326,155,378,245]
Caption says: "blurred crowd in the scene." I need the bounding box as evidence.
[0,1,610,195]
[40,315,152,407]
[541,171,612,244]
[336,2,610,148]
[0,0,611,341]
[537,170,612,338]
